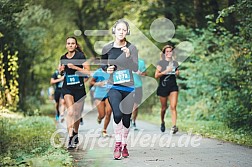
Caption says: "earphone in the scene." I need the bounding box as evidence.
[112,19,130,35]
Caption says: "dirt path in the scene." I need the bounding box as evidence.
[57,105,252,167]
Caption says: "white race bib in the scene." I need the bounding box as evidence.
[113,69,130,84]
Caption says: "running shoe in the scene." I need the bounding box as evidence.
[170,125,178,134]
[122,144,129,158]
[132,122,138,131]
[80,118,84,125]
[60,115,64,123]
[102,131,109,137]
[114,142,122,160]
[73,131,79,145]
[132,122,136,128]
[55,115,59,122]
[67,136,76,150]
[160,122,165,132]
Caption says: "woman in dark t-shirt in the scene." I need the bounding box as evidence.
[155,45,179,134]
[60,37,90,150]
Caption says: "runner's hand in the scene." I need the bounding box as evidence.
[67,63,76,70]
[163,66,173,74]
[121,47,130,57]
[107,65,115,74]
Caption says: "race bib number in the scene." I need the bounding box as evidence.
[66,74,80,85]
[113,69,130,84]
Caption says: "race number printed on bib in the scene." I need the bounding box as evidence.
[113,69,130,84]
[66,74,80,85]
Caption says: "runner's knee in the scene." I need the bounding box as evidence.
[113,112,123,124]
[161,105,168,111]
[122,114,131,128]
[170,105,176,111]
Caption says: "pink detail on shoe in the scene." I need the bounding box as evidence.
[122,144,129,158]
[114,142,122,160]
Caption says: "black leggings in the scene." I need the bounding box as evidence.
[108,89,134,128]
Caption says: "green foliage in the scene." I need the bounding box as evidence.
[139,0,222,29]
[39,99,55,116]
[215,0,252,130]
[177,16,252,130]
[216,0,252,39]
[0,50,19,111]
[0,0,58,112]
[0,110,72,166]
[139,113,252,146]
[13,4,54,101]
[21,96,43,116]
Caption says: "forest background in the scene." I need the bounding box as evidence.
[0,0,251,166]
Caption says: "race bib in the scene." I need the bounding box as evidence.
[113,69,130,84]
[66,74,80,85]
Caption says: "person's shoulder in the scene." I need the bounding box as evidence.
[157,59,164,64]
[103,42,114,50]
[93,68,101,75]
[104,41,113,47]
[157,59,167,67]
[52,70,57,77]
[75,51,85,58]
[94,68,102,73]
[60,53,67,59]
[102,42,113,54]
[173,60,179,65]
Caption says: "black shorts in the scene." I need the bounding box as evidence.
[54,89,62,103]
[133,87,143,104]
[157,85,178,97]
[62,88,86,102]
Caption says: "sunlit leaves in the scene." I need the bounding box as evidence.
[0,50,19,110]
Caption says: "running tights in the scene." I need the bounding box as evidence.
[108,88,134,128]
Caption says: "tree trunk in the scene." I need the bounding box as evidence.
[210,0,220,19]
[75,7,97,58]
[226,0,237,33]
[194,0,205,28]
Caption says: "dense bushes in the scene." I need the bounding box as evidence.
[0,110,72,166]
[176,18,251,131]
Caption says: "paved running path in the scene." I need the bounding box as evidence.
[56,105,252,167]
